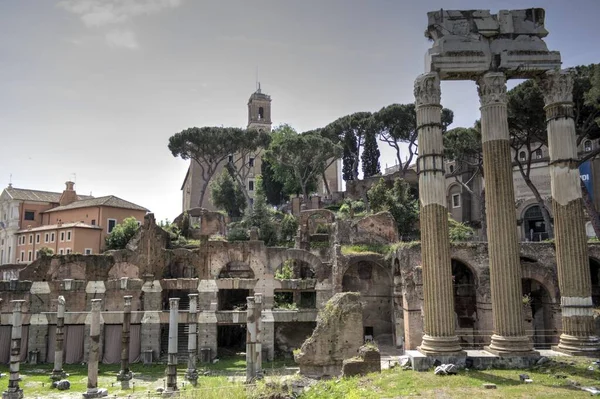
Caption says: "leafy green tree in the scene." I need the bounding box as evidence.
[38,247,54,257]
[261,159,286,206]
[280,214,299,243]
[210,168,246,217]
[373,104,453,176]
[367,178,419,238]
[265,127,342,199]
[105,217,140,250]
[361,129,381,178]
[168,127,245,207]
[181,211,191,238]
[246,176,278,245]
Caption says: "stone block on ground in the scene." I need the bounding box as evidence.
[294,292,363,378]
[342,344,381,377]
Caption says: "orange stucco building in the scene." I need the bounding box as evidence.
[5,182,148,264]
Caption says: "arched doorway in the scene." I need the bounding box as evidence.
[590,258,600,306]
[522,205,549,242]
[342,260,393,345]
[452,259,477,347]
[522,278,554,348]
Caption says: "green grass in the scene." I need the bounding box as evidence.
[341,244,390,256]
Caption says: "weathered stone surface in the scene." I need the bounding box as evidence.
[342,344,381,377]
[295,292,363,378]
[335,212,399,245]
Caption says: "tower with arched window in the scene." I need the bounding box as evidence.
[247,83,272,132]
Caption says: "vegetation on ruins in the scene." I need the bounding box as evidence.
[104,217,140,250]
[373,103,454,177]
[448,216,474,242]
[168,126,270,209]
[341,244,391,256]
[245,176,278,246]
[37,246,54,257]
[367,177,419,238]
[227,227,249,242]
[211,168,247,217]
[264,125,343,200]
[279,214,299,243]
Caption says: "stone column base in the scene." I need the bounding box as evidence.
[82,387,108,398]
[184,369,198,385]
[2,390,24,399]
[418,335,464,356]
[50,370,68,381]
[553,334,600,356]
[485,334,538,356]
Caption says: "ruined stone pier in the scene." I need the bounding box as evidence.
[540,69,600,355]
[254,293,263,377]
[2,300,25,399]
[83,299,107,398]
[245,296,261,383]
[165,298,179,395]
[414,72,462,355]
[51,296,67,381]
[185,294,199,385]
[117,296,133,388]
[477,72,535,356]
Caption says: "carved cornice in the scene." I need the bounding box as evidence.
[414,72,441,107]
[540,69,574,106]
[477,72,507,107]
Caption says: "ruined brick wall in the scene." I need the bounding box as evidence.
[335,212,399,245]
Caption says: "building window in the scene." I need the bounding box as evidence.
[258,106,264,120]
[28,251,32,262]
[91,219,96,226]
[50,232,55,242]
[248,180,254,191]
[84,248,92,255]
[34,251,39,260]
[535,149,542,159]
[20,251,24,261]
[249,157,255,167]
[59,249,64,255]
[584,140,592,152]
[228,154,233,163]
[452,194,461,208]
[449,164,455,174]
[24,211,35,221]
[107,219,117,233]
[67,231,72,241]
[60,231,65,242]
[45,233,49,243]
[66,248,71,254]
[36,234,40,244]
[29,234,33,244]
[519,151,526,161]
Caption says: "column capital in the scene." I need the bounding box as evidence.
[169,297,180,310]
[91,298,102,312]
[414,72,441,107]
[10,299,25,312]
[123,295,132,309]
[477,72,507,107]
[540,69,574,106]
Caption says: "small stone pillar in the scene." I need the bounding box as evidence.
[51,296,68,381]
[165,298,179,395]
[477,72,535,355]
[414,72,462,355]
[3,300,25,399]
[117,296,133,388]
[254,293,263,378]
[540,69,600,355]
[185,294,199,384]
[83,299,106,398]
[245,296,258,383]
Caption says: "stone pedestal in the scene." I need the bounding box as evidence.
[477,72,535,355]
[245,296,258,383]
[185,294,199,385]
[414,72,462,355]
[2,300,25,399]
[116,296,133,388]
[165,298,179,396]
[540,69,600,355]
[83,299,107,398]
[51,296,68,381]
[254,293,263,377]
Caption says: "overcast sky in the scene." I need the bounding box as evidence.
[1,0,599,222]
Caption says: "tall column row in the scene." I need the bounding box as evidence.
[540,69,600,355]
[414,72,462,355]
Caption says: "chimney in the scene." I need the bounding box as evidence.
[59,181,78,206]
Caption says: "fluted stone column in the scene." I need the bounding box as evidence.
[83,299,106,398]
[540,69,600,355]
[51,296,67,381]
[254,293,263,377]
[245,296,258,383]
[165,298,179,394]
[117,296,133,388]
[185,294,199,384]
[3,300,25,399]
[414,72,462,355]
[477,72,535,355]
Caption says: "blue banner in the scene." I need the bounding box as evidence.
[579,160,593,201]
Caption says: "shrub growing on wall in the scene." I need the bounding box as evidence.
[105,217,140,250]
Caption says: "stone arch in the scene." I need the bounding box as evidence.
[342,256,393,344]
[300,209,336,235]
[590,257,600,306]
[520,259,559,303]
[267,248,324,277]
[451,258,478,331]
[522,277,556,348]
[520,203,551,242]
[217,261,255,279]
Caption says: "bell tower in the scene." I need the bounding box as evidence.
[247,83,272,132]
